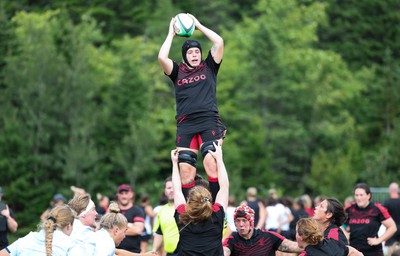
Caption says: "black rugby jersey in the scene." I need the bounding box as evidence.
[169,51,221,120]
[175,203,224,256]
[345,202,391,254]
[324,224,348,245]
[299,238,349,256]
[223,229,285,256]
[117,205,145,253]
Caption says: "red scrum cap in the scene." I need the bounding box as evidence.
[234,205,255,227]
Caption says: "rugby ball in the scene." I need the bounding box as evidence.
[174,13,195,37]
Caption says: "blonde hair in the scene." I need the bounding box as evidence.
[296,218,323,245]
[68,193,91,215]
[99,201,127,230]
[180,186,213,224]
[43,205,75,256]
[246,187,257,197]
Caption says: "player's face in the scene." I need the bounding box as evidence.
[354,188,370,208]
[164,181,174,200]
[117,191,133,207]
[114,225,127,246]
[186,48,201,67]
[83,206,98,226]
[235,217,251,237]
[295,230,306,249]
[313,200,328,221]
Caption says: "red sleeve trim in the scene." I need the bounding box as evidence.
[133,216,145,223]
[177,204,186,214]
[327,228,339,241]
[208,176,218,183]
[375,202,391,219]
[182,181,195,189]
[212,203,222,212]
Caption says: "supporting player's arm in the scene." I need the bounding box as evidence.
[223,246,231,256]
[172,150,186,208]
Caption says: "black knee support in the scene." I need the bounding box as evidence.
[201,140,218,158]
[178,150,197,167]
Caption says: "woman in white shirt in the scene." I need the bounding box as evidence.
[0,205,80,256]
[87,202,127,256]
[89,202,156,256]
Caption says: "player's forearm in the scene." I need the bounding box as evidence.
[217,159,229,191]
[223,247,231,256]
[6,217,18,233]
[347,246,363,256]
[196,23,223,48]
[172,162,182,193]
[158,33,174,61]
[379,225,397,243]
[152,234,163,252]
[126,223,144,236]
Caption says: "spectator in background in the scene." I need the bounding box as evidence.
[0,186,18,251]
[345,183,397,256]
[241,187,266,229]
[40,193,66,222]
[115,184,145,254]
[277,197,294,238]
[384,182,400,256]
[344,196,354,208]
[301,194,314,217]
[96,193,110,217]
[288,197,309,241]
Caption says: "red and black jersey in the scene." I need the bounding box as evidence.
[175,203,224,256]
[345,202,391,255]
[223,229,285,256]
[168,51,221,120]
[299,238,349,256]
[324,224,348,245]
[117,205,145,253]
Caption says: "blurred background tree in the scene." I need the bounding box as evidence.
[0,0,399,237]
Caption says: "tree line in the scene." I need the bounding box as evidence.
[0,0,399,235]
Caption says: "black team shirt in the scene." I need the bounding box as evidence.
[168,51,220,120]
[299,238,349,256]
[345,202,391,254]
[117,205,145,253]
[223,229,285,256]
[175,203,225,256]
[324,224,348,245]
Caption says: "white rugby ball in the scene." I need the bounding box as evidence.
[174,13,195,37]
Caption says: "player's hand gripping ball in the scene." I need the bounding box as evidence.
[174,13,195,37]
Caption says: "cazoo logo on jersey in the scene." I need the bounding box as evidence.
[178,74,207,86]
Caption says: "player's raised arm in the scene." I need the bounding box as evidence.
[187,14,223,64]
[171,150,185,208]
[158,18,175,75]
